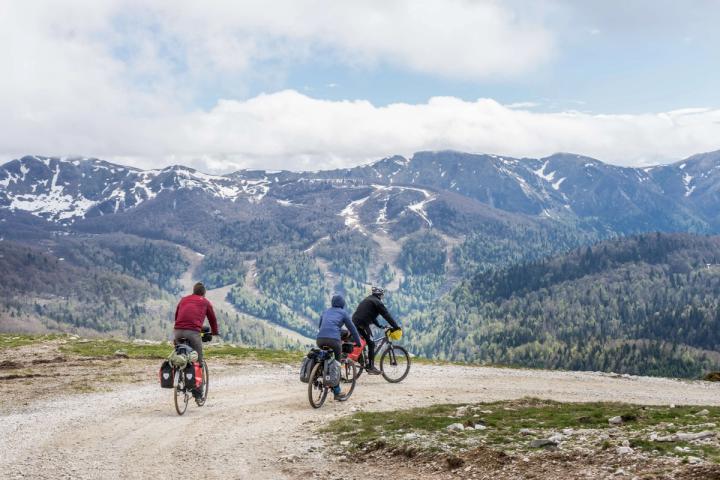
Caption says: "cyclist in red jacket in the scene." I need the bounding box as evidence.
[174,282,219,362]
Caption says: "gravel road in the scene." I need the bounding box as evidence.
[3,362,720,479]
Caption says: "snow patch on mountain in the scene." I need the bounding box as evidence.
[683,173,695,197]
[373,184,436,227]
[340,196,370,230]
[532,161,556,182]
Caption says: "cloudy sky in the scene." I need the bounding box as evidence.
[2,0,720,172]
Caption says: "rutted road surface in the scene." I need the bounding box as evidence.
[3,361,720,479]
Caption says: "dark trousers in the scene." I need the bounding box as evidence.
[174,329,203,363]
[357,326,375,367]
[316,337,342,361]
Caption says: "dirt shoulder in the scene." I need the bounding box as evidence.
[2,340,720,479]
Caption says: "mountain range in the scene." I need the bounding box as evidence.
[3,149,720,376]
[3,150,720,235]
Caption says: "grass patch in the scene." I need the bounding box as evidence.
[324,398,720,462]
[60,338,302,363]
[0,333,63,349]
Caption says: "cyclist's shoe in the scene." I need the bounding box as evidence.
[366,366,382,375]
[192,388,203,400]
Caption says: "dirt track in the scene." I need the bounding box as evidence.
[3,357,720,480]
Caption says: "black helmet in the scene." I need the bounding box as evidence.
[371,286,385,297]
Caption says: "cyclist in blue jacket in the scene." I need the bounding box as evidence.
[317,294,362,399]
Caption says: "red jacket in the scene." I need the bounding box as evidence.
[174,295,218,335]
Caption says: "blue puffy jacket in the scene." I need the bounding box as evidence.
[317,294,362,345]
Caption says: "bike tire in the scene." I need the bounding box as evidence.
[337,360,358,401]
[174,371,189,415]
[380,345,411,383]
[308,362,328,409]
[195,360,209,407]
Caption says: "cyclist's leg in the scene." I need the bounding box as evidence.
[359,327,376,368]
[184,330,204,363]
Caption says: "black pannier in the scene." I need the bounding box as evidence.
[159,360,174,388]
[300,348,320,383]
[183,363,196,388]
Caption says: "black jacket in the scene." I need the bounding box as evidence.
[352,294,399,331]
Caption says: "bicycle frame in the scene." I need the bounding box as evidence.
[357,330,394,366]
[372,333,391,356]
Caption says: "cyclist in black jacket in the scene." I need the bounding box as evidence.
[352,286,400,375]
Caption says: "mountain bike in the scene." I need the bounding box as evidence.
[307,344,359,409]
[173,329,212,416]
[356,327,411,383]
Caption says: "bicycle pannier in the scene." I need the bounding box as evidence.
[300,349,319,383]
[323,359,341,388]
[183,363,196,388]
[159,360,174,388]
[348,338,366,362]
[193,362,203,389]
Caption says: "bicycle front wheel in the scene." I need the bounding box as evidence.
[380,345,411,383]
[195,360,209,407]
[308,362,328,409]
[174,372,189,415]
[336,360,358,401]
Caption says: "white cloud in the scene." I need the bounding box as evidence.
[5,89,720,172]
[173,92,720,170]
[1,2,720,172]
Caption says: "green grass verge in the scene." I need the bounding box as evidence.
[0,333,63,349]
[61,338,303,363]
[324,398,720,461]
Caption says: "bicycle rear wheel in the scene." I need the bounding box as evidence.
[308,362,328,408]
[336,360,358,401]
[174,372,189,415]
[380,345,411,383]
[195,360,209,406]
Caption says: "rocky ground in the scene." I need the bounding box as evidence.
[2,337,720,479]
[327,399,720,479]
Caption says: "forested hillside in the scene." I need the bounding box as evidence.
[406,233,720,378]
[0,240,177,338]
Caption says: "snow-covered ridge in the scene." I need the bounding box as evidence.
[4,149,720,227]
[0,156,272,223]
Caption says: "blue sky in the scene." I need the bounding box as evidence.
[212,1,720,113]
[2,1,720,172]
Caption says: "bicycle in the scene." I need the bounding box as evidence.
[355,327,411,383]
[173,329,212,416]
[307,343,359,409]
